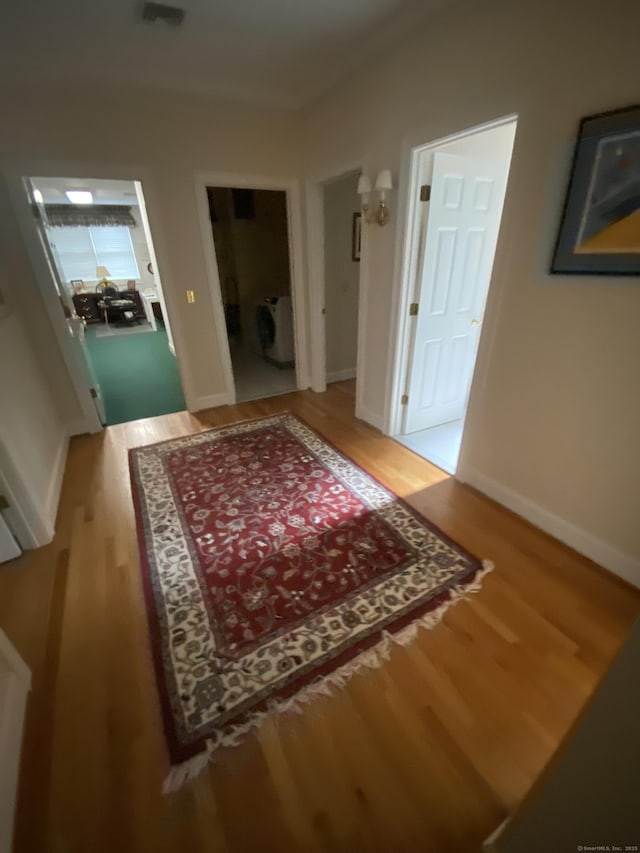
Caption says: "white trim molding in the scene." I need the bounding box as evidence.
[3,158,194,427]
[305,162,364,400]
[305,180,327,393]
[0,629,31,853]
[0,430,68,550]
[383,114,519,439]
[193,171,310,406]
[458,465,640,589]
[326,367,357,383]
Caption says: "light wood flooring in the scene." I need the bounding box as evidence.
[1,380,639,852]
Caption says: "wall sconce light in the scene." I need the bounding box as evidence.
[357,173,372,220]
[374,169,392,226]
[357,170,393,226]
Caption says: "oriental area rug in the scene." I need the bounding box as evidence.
[129,413,492,792]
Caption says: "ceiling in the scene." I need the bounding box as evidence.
[0,0,448,108]
[33,177,139,206]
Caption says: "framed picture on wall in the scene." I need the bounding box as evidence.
[71,279,85,293]
[352,212,362,262]
[551,104,640,275]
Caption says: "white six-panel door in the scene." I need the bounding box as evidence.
[403,151,508,433]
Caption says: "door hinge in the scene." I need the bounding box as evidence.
[0,494,9,511]
[90,387,98,399]
[401,394,409,406]
[409,303,419,316]
[420,184,431,202]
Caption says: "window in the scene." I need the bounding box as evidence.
[50,225,140,281]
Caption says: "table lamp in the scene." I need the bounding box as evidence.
[96,266,112,287]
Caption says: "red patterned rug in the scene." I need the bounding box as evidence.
[129,413,492,791]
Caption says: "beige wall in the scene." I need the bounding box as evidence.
[323,172,360,377]
[301,0,640,577]
[0,87,302,412]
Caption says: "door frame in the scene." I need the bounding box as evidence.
[305,161,366,414]
[0,442,46,549]
[384,114,518,451]
[3,159,194,433]
[194,171,308,405]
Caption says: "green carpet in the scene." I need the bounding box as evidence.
[85,326,186,426]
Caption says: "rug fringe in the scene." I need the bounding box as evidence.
[163,558,495,795]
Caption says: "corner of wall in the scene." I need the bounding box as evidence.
[356,403,384,432]
[191,392,233,412]
[457,464,640,589]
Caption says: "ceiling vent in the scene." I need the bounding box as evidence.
[141,2,185,27]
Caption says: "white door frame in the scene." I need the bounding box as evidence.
[383,114,518,447]
[3,159,195,432]
[0,444,44,549]
[194,172,309,405]
[305,161,366,414]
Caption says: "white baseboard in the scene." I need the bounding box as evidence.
[356,404,384,432]
[190,392,232,412]
[327,367,357,383]
[458,465,640,589]
[0,629,31,853]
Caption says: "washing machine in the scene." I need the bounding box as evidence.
[255,295,295,367]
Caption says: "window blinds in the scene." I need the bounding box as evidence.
[50,226,140,281]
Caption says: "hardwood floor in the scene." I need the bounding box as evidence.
[2,380,639,853]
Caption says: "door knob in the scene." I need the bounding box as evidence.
[471,318,481,327]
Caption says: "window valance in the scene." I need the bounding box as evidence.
[45,205,137,228]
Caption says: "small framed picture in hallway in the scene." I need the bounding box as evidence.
[352,212,361,262]
[551,103,640,275]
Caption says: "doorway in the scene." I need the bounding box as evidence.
[322,172,361,388]
[204,185,298,403]
[28,176,186,426]
[392,118,517,474]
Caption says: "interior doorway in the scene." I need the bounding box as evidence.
[322,172,361,387]
[205,186,297,403]
[27,176,185,426]
[392,118,517,473]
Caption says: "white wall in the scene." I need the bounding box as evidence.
[0,88,304,414]
[419,121,517,184]
[323,172,360,379]
[0,259,68,547]
[438,122,516,170]
[301,0,640,581]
